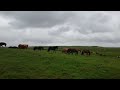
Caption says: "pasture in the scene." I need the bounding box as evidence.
[0,46,120,79]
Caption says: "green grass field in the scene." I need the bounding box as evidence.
[0,46,120,79]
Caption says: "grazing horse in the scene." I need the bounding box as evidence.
[8,46,18,49]
[81,49,91,55]
[67,48,78,55]
[33,46,44,51]
[76,49,81,52]
[18,44,28,49]
[0,42,7,47]
[62,48,69,54]
[48,46,58,52]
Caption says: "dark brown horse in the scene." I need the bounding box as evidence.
[33,46,44,51]
[48,46,58,52]
[0,42,7,47]
[18,44,28,49]
[67,48,79,55]
[81,49,91,55]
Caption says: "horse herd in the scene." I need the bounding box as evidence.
[0,42,91,56]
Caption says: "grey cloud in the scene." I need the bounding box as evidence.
[0,11,74,29]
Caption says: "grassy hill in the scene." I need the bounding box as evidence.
[0,46,120,79]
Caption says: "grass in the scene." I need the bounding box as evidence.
[0,46,120,79]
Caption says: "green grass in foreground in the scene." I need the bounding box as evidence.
[0,47,120,79]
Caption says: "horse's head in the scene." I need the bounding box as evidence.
[77,49,81,52]
[55,46,58,49]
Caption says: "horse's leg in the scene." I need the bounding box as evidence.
[82,52,84,55]
[71,51,73,55]
[81,52,83,55]
[54,48,56,52]
[54,49,56,53]
[53,50,55,53]
[73,51,75,55]
[76,51,78,55]
[67,51,69,54]
[48,49,50,52]
[68,51,70,54]
[76,52,78,55]
[87,53,89,55]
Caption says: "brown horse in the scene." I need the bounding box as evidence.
[18,44,28,49]
[76,48,81,52]
[62,48,69,54]
[81,49,91,55]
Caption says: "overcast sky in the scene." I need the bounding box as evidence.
[0,11,120,47]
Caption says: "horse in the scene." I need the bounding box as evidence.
[62,48,69,54]
[18,44,28,49]
[48,46,58,52]
[33,46,44,51]
[8,46,18,49]
[67,48,79,55]
[76,48,81,52]
[0,42,7,47]
[81,49,91,55]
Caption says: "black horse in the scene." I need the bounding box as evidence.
[0,42,7,47]
[33,46,44,51]
[81,49,91,55]
[48,46,58,52]
[67,48,78,55]
[8,46,18,49]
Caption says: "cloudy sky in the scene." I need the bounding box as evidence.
[0,11,120,47]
